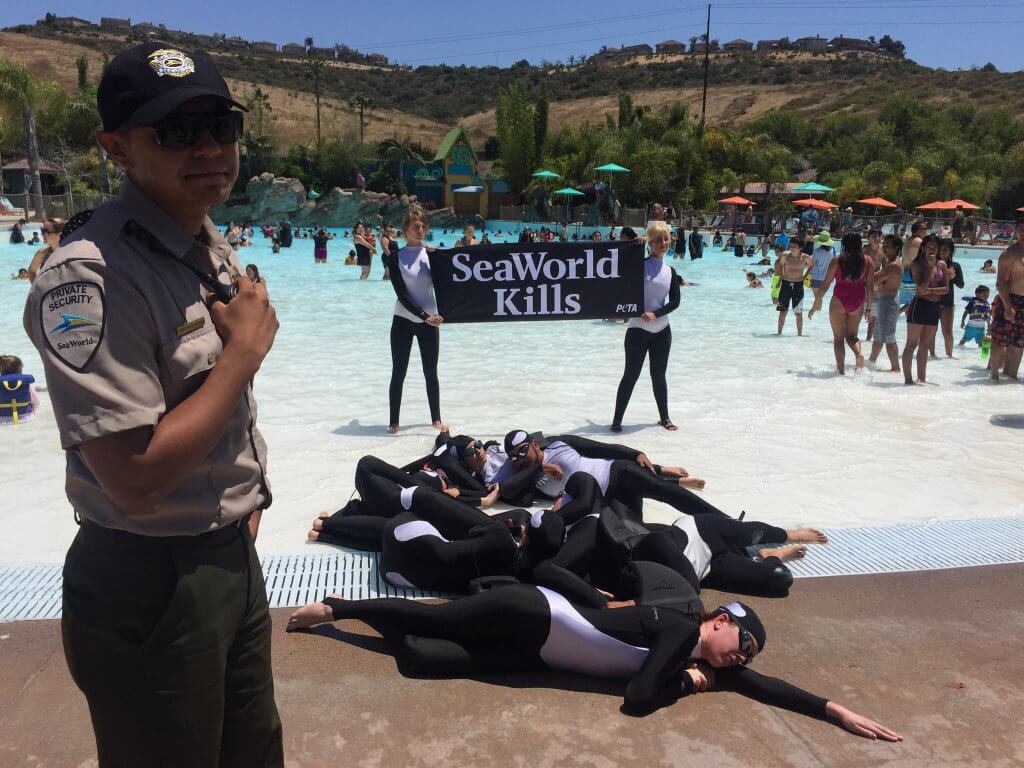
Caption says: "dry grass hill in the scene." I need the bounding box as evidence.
[4,29,1024,154]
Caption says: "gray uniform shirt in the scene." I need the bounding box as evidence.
[23,179,271,536]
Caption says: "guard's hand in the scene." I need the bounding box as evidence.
[641,311,656,323]
[1005,303,1017,323]
[826,702,903,741]
[209,277,279,371]
[426,314,444,327]
[444,487,461,499]
[481,484,500,506]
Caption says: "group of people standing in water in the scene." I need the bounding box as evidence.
[776,218,1024,384]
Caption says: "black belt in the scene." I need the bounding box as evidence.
[78,514,250,550]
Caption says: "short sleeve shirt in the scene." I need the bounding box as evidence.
[23,179,271,536]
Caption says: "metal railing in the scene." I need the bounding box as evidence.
[2,191,115,221]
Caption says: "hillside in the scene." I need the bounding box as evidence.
[4,27,1024,153]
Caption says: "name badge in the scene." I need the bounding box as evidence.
[176,317,206,338]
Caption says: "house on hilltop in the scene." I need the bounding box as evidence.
[281,43,306,56]
[794,35,827,52]
[756,37,791,52]
[829,35,875,51]
[723,39,754,52]
[656,40,687,55]
[41,16,94,30]
[251,41,278,53]
[365,53,389,66]
[308,46,335,58]
[100,17,131,31]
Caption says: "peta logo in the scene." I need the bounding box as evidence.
[616,303,638,313]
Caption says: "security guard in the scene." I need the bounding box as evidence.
[23,43,283,766]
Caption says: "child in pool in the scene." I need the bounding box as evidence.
[746,272,763,288]
[0,355,41,424]
[980,259,995,273]
[959,286,991,346]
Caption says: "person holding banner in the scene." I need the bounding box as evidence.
[612,221,682,432]
[387,205,447,434]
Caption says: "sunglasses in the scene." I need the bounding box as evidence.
[511,443,532,461]
[462,440,483,459]
[151,112,244,149]
[729,616,758,664]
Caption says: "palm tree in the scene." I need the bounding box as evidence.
[378,135,425,193]
[0,60,59,219]
[247,87,273,139]
[304,60,326,146]
[348,94,374,145]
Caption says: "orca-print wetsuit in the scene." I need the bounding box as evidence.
[527,435,729,519]
[402,438,543,507]
[320,585,830,717]
[531,475,792,607]
[388,245,441,426]
[613,257,681,426]
[316,479,529,593]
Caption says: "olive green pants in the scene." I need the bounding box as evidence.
[62,519,283,768]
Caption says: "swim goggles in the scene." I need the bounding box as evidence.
[151,111,244,149]
[729,616,758,664]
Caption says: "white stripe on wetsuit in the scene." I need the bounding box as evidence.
[538,586,649,677]
[536,442,613,497]
[393,245,438,323]
[627,258,672,333]
[671,515,713,580]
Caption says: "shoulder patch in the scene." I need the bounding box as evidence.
[40,281,106,371]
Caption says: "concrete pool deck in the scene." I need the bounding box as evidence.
[1,564,1021,767]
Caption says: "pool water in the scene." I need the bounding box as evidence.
[1,225,1021,565]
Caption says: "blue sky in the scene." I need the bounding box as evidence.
[4,0,1022,72]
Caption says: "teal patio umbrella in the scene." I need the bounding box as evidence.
[791,181,835,195]
[532,170,561,179]
[594,162,630,192]
[553,187,585,223]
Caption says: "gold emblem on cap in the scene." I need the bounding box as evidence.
[148,49,195,78]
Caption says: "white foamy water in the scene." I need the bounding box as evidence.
[2,225,1021,565]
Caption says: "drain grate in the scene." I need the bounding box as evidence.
[3,515,1023,622]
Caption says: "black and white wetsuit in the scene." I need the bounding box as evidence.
[402,439,542,507]
[388,245,441,426]
[316,478,529,593]
[527,435,728,519]
[531,475,793,607]
[321,585,830,717]
[613,257,681,426]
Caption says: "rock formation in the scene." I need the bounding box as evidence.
[211,173,468,229]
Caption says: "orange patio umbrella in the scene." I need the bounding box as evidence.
[718,195,753,206]
[792,198,837,210]
[917,199,979,210]
[855,197,897,208]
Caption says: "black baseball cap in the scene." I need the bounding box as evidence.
[98,43,246,131]
[504,430,542,457]
[713,602,767,655]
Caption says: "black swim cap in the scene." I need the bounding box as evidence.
[504,429,543,456]
[714,602,767,655]
[524,509,565,562]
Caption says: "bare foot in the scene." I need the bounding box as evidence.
[855,354,865,370]
[286,597,338,631]
[307,530,320,541]
[787,528,829,544]
[662,465,689,478]
[433,420,449,432]
[387,424,399,434]
[680,476,706,490]
[758,544,807,561]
